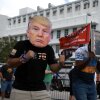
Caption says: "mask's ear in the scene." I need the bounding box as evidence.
[26,29,29,38]
[48,35,51,42]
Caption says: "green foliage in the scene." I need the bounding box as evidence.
[0,37,17,63]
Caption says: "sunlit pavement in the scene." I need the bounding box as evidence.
[0,93,100,100]
[0,97,10,100]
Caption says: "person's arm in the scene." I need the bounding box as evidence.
[0,72,3,79]
[0,70,6,81]
[6,41,23,68]
[7,50,36,68]
[49,55,67,72]
[8,54,65,71]
[49,49,72,72]
[7,57,22,68]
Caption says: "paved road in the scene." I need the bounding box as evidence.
[0,92,100,100]
[0,97,10,100]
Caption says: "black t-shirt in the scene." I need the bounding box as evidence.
[9,40,57,91]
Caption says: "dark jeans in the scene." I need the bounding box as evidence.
[97,82,100,98]
[72,79,97,100]
[68,69,73,95]
[1,80,12,93]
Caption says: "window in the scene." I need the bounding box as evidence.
[67,7,72,13]
[59,6,64,15]
[8,19,11,25]
[28,14,32,20]
[52,8,57,16]
[23,16,26,22]
[75,5,80,11]
[64,29,69,36]
[91,25,96,30]
[13,18,16,24]
[60,8,64,14]
[56,45,60,53]
[84,2,90,9]
[18,17,21,24]
[40,13,43,16]
[20,36,23,41]
[73,28,77,32]
[46,12,50,17]
[33,12,37,16]
[57,30,61,38]
[46,10,50,17]
[53,10,57,16]
[40,11,43,16]
[93,0,98,7]
[83,0,88,1]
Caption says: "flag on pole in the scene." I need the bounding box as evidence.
[59,23,91,49]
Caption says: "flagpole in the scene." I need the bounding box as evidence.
[86,13,92,51]
[90,21,95,53]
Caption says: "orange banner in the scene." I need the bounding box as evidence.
[59,24,91,49]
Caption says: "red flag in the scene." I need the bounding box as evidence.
[59,24,91,49]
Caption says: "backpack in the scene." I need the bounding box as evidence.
[51,74,64,91]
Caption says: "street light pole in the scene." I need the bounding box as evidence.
[8,35,11,49]
[86,13,91,24]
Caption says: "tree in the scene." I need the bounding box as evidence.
[0,37,17,63]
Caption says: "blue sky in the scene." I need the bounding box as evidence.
[0,0,76,17]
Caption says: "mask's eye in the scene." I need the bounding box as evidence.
[32,27,39,31]
[43,29,50,34]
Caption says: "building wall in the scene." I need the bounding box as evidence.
[0,15,8,36]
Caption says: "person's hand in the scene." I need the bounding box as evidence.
[20,50,37,63]
[7,68,13,73]
[59,55,65,63]
[25,50,36,59]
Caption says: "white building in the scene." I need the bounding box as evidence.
[0,0,99,58]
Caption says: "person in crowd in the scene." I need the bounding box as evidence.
[0,64,14,100]
[96,61,100,99]
[68,65,75,100]
[71,41,98,100]
[44,65,53,91]
[6,16,69,100]
[96,73,100,99]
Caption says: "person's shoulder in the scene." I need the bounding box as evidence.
[17,40,29,44]
[45,45,53,50]
[75,47,81,53]
[16,40,30,47]
[46,45,52,48]
[15,40,24,46]
[81,45,88,51]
